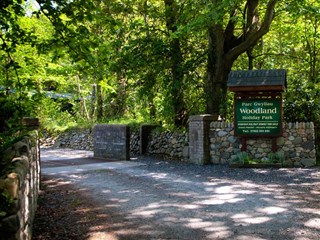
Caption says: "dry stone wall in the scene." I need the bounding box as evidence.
[130,130,140,154]
[42,127,188,159]
[44,128,94,150]
[146,130,188,159]
[42,119,317,167]
[45,128,139,153]
[210,121,316,167]
[0,135,40,240]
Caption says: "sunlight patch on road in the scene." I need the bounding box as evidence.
[204,181,223,186]
[311,189,320,195]
[146,172,168,179]
[231,213,271,225]
[168,192,196,197]
[195,194,244,205]
[241,216,271,224]
[297,208,320,215]
[88,232,119,240]
[129,202,165,218]
[256,206,287,215]
[236,235,266,240]
[131,209,162,218]
[234,189,256,194]
[185,219,232,238]
[109,198,129,203]
[179,204,201,209]
[304,218,320,229]
[215,185,234,194]
[195,198,234,205]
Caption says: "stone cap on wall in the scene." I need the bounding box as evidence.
[189,115,216,122]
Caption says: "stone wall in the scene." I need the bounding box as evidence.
[42,127,188,159]
[45,128,94,150]
[146,130,188,159]
[42,120,317,167]
[210,121,316,167]
[0,134,40,240]
[130,130,140,154]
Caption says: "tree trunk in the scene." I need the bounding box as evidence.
[114,70,127,116]
[96,84,103,121]
[90,84,96,119]
[205,24,232,118]
[247,48,254,70]
[164,0,185,127]
[205,0,277,116]
[76,75,90,120]
[171,37,185,126]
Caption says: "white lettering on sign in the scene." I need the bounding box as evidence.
[239,108,277,114]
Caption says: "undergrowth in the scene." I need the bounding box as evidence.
[231,151,285,165]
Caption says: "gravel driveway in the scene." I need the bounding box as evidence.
[38,148,320,240]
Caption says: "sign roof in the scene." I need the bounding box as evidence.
[227,69,287,91]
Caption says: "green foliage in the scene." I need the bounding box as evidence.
[0,92,34,168]
[0,133,25,176]
[0,94,21,132]
[231,152,251,164]
[267,151,285,164]
[284,82,320,123]
[0,190,14,218]
[231,151,285,165]
[37,98,77,132]
[0,0,318,140]
[105,117,159,132]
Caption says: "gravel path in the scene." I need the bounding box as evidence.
[34,148,320,240]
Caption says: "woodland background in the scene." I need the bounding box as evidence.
[1,0,320,160]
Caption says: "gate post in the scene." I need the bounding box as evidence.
[93,124,130,160]
[188,115,215,165]
[140,124,158,154]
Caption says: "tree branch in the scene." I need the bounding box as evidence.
[36,3,96,68]
[0,33,21,85]
[224,8,238,44]
[246,0,260,36]
[225,0,277,63]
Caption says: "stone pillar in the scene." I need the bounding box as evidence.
[140,124,158,154]
[93,124,130,160]
[188,115,215,165]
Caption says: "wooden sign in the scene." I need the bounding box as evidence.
[227,69,287,151]
[234,98,282,136]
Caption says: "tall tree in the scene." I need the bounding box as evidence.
[36,0,119,121]
[0,0,39,128]
[164,0,185,126]
[205,0,278,118]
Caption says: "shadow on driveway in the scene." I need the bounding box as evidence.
[33,147,320,240]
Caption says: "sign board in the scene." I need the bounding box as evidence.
[235,98,282,136]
